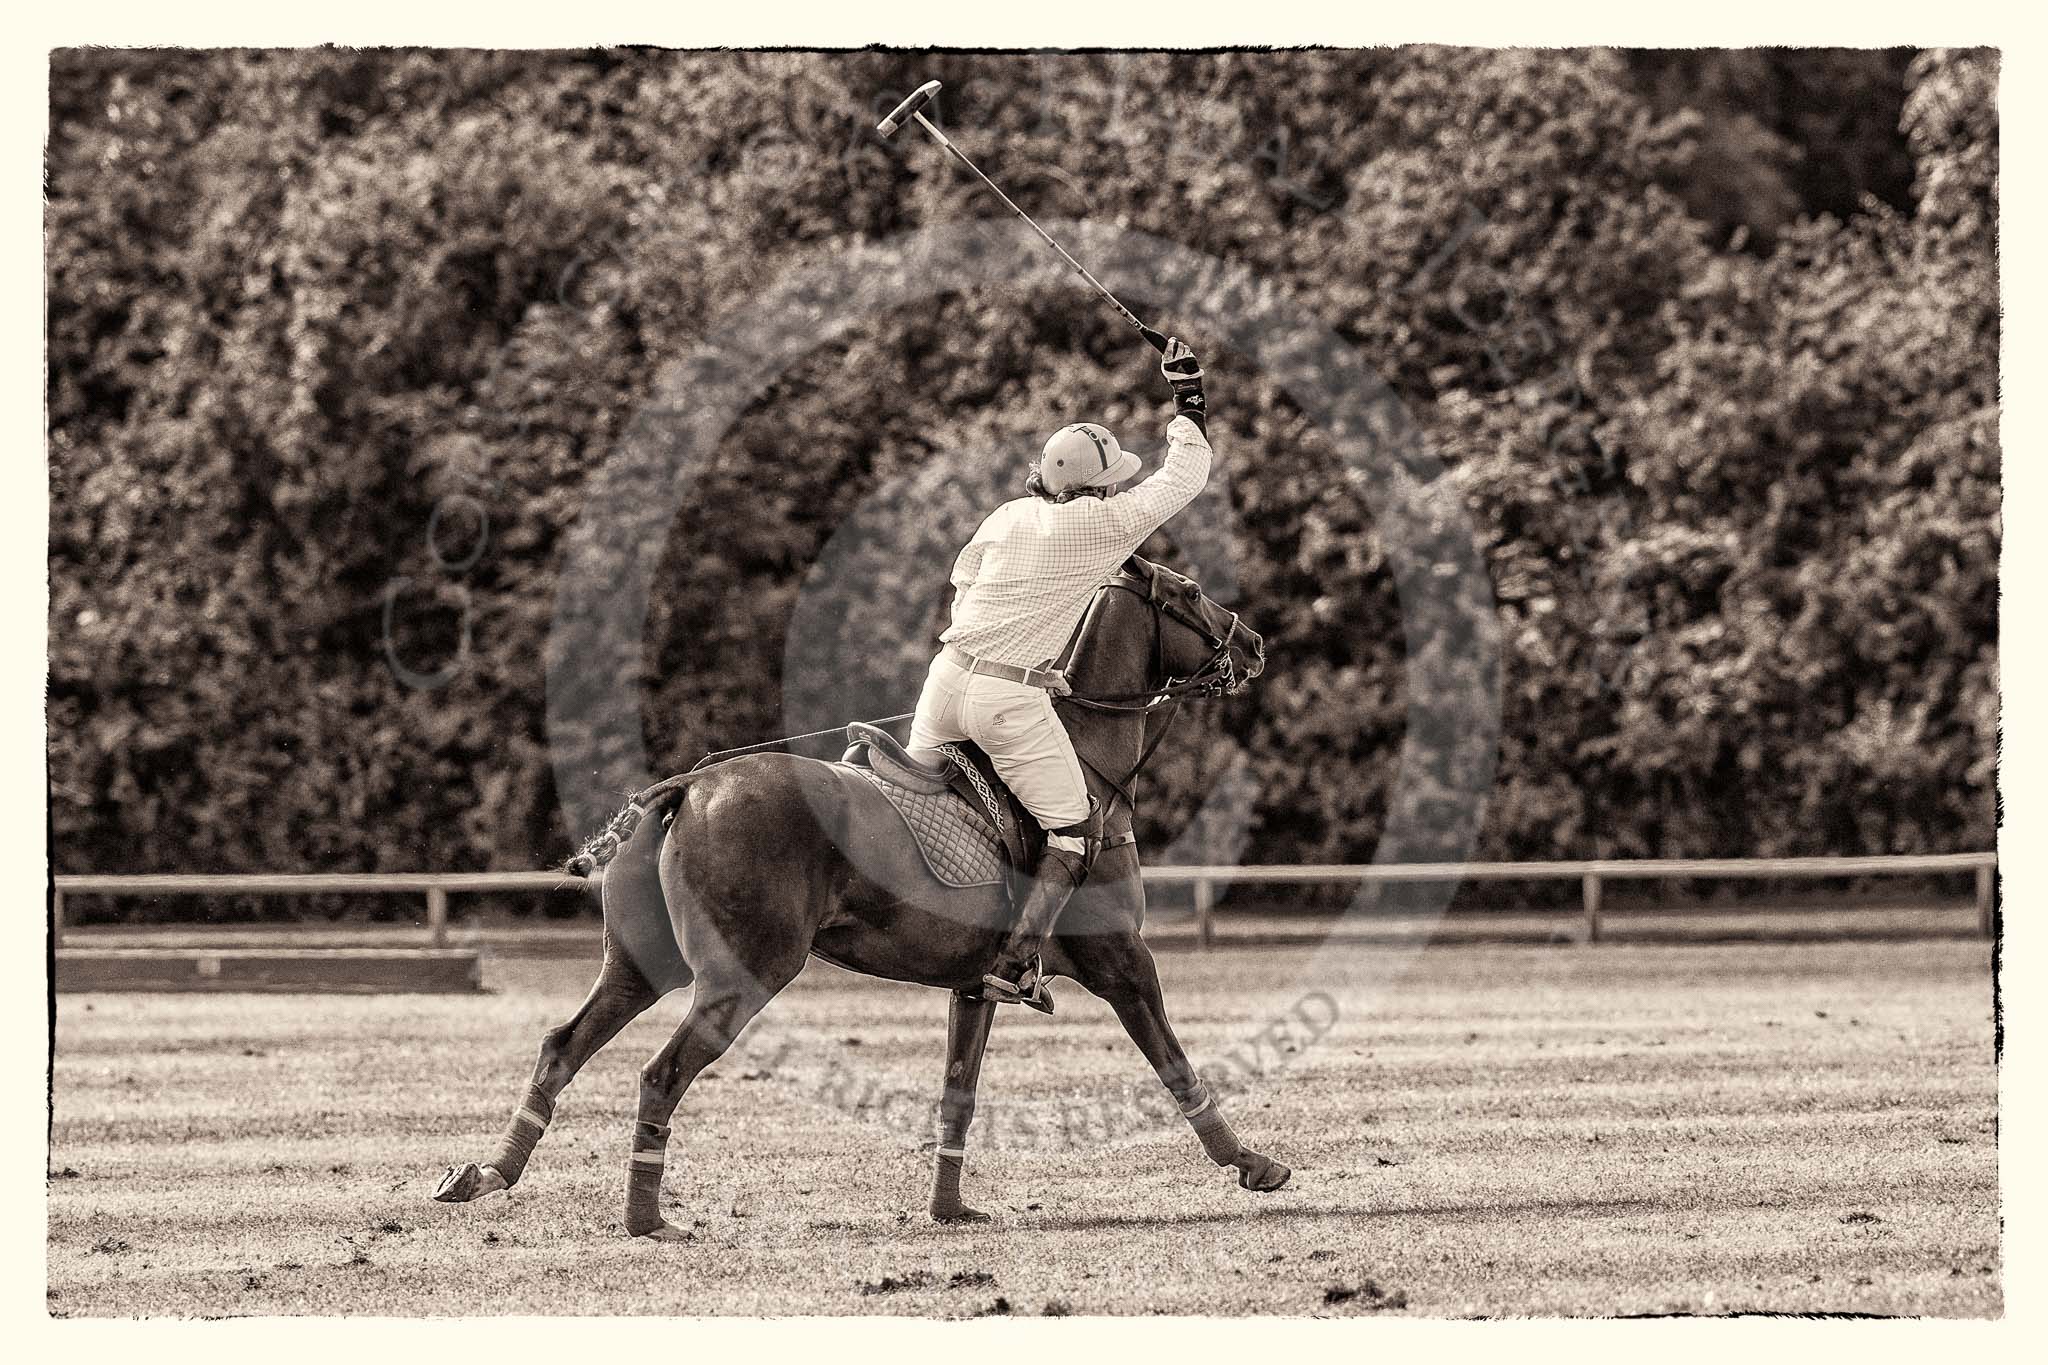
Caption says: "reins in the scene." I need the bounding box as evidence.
[688,713,914,771]
[1071,698,1185,821]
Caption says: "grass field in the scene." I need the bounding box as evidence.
[48,939,1999,1318]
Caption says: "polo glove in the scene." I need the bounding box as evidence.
[1160,337,1206,433]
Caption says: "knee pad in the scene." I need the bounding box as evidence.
[1047,830,1090,859]
[1046,796,1103,875]
[1048,795,1103,842]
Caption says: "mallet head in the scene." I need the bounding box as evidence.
[877,80,941,138]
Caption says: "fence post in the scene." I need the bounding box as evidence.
[1194,877,1214,951]
[52,888,65,948]
[427,886,449,948]
[1977,863,1995,938]
[1581,873,1602,946]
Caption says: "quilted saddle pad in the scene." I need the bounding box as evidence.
[847,763,1006,889]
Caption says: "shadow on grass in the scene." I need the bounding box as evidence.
[1025,1195,1671,1233]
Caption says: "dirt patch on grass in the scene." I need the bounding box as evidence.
[1325,1279,1409,1311]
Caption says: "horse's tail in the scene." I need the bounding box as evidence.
[565,773,702,879]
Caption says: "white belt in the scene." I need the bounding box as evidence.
[943,645,1071,694]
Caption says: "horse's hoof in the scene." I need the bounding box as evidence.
[432,1162,507,1203]
[933,1205,993,1225]
[632,1220,694,1243]
[1234,1151,1291,1193]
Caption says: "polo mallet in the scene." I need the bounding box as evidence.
[877,79,1170,354]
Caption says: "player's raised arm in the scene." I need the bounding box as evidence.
[1105,338,1213,542]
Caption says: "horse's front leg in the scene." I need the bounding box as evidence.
[1065,929,1291,1193]
[929,989,998,1223]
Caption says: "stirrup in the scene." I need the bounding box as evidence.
[981,962,1056,1015]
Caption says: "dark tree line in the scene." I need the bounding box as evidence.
[46,48,1998,913]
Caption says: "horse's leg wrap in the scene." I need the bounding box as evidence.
[483,1085,555,1186]
[623,1119,671,1235]
[930,1147,971,1218]
[929,1085,980,1221]
[1179,1082,1244,1167]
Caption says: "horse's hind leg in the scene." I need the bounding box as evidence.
[433,934,661,1203]
[1066,930,1290,1193]
[623,964,798,1240]
[929,991,998,1223]
[434,815,684,1204]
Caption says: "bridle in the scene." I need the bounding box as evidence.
[1060,565,1257,713]
[1053,564,1260,826]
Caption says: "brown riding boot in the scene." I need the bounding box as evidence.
[980,845,1089,1014]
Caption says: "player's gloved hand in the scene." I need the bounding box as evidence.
[1160,337,1206,433]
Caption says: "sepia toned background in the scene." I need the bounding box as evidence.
[46,49,1997,905]
[42,45,2004,1321]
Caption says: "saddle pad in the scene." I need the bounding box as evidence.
[848,764,1005,889]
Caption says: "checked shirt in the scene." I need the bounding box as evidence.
[939,415,1213,669]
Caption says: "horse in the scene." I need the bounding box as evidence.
[433,557,1290,1239]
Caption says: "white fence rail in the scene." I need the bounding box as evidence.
[53,852,1997,949]
[1144,853,1997,946]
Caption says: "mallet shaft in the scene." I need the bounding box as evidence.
[909,110,1165,352]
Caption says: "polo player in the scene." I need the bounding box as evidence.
[908,337,1210,1011]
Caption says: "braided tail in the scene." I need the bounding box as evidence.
[565,775,699,878]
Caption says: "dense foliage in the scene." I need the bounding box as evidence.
[47,48,1998,900]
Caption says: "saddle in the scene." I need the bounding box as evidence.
[839,722,1043,893]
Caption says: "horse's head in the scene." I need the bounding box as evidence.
[1142,559,1264,695]
[1067,557,1263,706]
